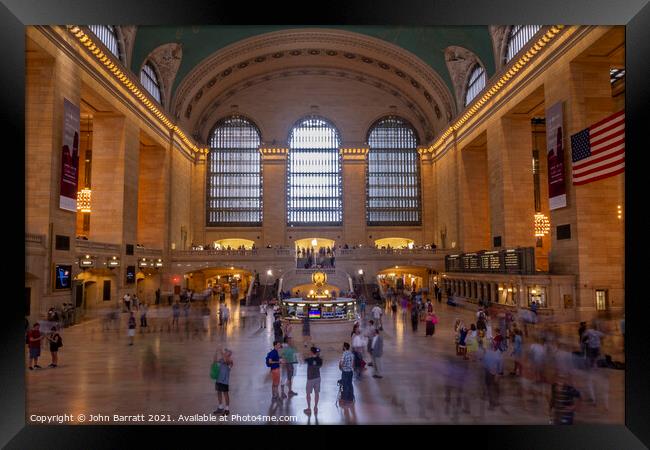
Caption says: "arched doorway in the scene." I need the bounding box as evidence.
[376,265,432,297]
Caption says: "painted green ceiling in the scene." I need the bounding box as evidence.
[131,25,496,99]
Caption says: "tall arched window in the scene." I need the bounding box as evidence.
[505,25,542,63]
[367,116,421,225]
[140,62,162,104]
[207,116,262,226]
[464,64,486,106]
[287,117,342,226]
[88,25,122,61]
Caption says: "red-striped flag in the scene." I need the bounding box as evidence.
[570,110,625,185]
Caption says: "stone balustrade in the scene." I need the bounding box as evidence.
[75,239,120,254]
[25,233,45,246]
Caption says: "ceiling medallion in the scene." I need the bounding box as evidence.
[255,56,266,63]
[222,68,232,77]
[395,70,405,78]
[379,62,390,70]
[289,50,302,56]
[344,53,356,59]
[238,62,249,68]
[362,57,373,63]
[326,50,338,56]
[308,49,320,55]
[272,52,284,58]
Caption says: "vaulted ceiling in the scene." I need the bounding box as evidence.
[127,26,499,145]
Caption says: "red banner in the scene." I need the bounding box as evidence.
[546,101,567,210]
[59,99,80,212]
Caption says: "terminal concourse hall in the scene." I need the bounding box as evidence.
[25,24,625,425]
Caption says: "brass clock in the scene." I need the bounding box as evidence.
[312,271,327,286]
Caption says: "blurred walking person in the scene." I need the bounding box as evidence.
[304,346,322,415]
[213,348,233,416]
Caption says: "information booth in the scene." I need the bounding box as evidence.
[281,297,357,322]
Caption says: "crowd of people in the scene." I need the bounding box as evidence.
[296,246,336,269]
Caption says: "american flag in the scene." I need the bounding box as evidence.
[571,110,625,185]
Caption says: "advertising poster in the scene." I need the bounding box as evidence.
[59,99,80,211]
[546,101,567,210]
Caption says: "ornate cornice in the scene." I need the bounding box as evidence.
[66,25,207,156]
[260,147,288,161]
[194,66,434,144]
[340,147,368,161]
[172,29,456,129]
[426,25,565,156]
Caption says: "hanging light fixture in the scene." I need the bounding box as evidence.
[77,188,92,213]
[534,212,550,237]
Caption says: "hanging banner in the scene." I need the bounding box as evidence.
[546,101,567,210]
[59,99,80,212]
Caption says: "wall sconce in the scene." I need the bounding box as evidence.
[107,256,120,269]
[79,254,94,269]
[267,270,273,276]
[155,259,163,268]
[358,269,364,275]
[138,258,149,268]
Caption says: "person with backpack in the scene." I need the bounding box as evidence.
[266,341,283,401]
[211,348,233,415]
[47,326,62,368]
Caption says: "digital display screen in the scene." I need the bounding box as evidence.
[309,309,321,319]
[54,265,72,290]
[126,266,136,284]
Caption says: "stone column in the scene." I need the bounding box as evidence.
[190,153,206,246]
[260,147,288,246]
[486,116,536,249]
[420,149,436,245]
[340,147,368,246]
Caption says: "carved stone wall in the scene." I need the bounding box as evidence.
[144,43,183,111]
[444,46,486,109]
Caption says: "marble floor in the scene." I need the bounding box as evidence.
[26,296,624,425]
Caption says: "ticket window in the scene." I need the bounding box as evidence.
[321,304,336,319]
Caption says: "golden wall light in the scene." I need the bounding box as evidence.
[534,212,551,237]
[76,188,92,213]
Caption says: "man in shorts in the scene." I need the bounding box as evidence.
[27,322,45,370]
[266,341,283,400]
[304,346,323,415]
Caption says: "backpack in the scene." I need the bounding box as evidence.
[210,361,221,380]
[56,335,63,348]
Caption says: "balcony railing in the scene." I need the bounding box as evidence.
[135,246,163,257]
[25,233,45,246]
[171,247,294,260]
[75,239,120,254]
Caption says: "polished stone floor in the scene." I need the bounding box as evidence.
[26,296,624,425]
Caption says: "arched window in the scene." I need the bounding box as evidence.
[464,64,486,106]
[207,116,262,226]
[88,25,122,61]
[287,117,342,226]
[140,63,162,104]
[367,116,421,225]
[505,25,542,63]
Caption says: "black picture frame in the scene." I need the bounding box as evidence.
[9,0,649,448]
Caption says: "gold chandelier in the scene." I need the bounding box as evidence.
[77,188,92,213]
[534,212,550,237]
